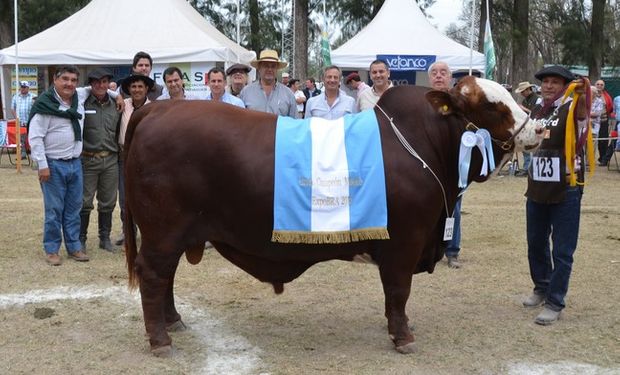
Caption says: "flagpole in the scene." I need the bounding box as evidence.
[14,0,23,172]
[468,0,475,76]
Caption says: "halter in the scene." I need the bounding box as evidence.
[463,114,531,151]
[374,103,529,218]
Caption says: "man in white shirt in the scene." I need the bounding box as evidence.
[28,66,91,265]
[357,59,393,111]
[206,67,245,108]
[305,65,356,120]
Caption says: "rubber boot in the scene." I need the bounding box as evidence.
[98,211,115,252]
[79,212,90,251]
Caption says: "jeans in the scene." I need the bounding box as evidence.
[118,156,126,225]
[522,152,531,171]
[41,158,83,254]
[445,197,462,257]
[526,187,582,311]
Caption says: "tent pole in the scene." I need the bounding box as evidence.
[468,0,475,76]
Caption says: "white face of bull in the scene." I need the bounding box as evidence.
[468,78,544,152]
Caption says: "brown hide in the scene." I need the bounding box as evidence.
[123,81,519,354]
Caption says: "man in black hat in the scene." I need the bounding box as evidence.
[115,74,155,246]
[521,65,588,326]
[79,68,122,252]
[225,63,251,97]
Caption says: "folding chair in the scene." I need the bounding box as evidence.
[0,119,31,166]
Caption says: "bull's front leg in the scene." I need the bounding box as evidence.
[379,263,416,354]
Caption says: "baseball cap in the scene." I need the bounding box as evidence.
[19,80,30,87]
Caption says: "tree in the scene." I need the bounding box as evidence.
[0,0,89,49]
[293,0,308,79]
[588,0,604,79]
[512,0,529,85]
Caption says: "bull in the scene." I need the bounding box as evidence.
[123,77,542,356]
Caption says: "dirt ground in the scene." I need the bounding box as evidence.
[1,155,619,375]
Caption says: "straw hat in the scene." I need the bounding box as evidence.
[250,49,288,69]
[515,81,535,93]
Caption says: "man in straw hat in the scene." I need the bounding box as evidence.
[515,81,542,176]
[240,49,298,118]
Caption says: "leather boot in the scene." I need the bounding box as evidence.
[79,212,90,251]
[98,212,115,252]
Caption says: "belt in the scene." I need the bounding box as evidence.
[81,150,113,158]
[49,157,79,162]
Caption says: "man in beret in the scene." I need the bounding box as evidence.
[226,63,251,97]
[522,65,588,326]
[344,72,369,99]
[79,68,122,252]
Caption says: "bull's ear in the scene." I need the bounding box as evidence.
[425,90,456,116]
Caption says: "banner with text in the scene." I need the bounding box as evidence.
[377,55,436,72]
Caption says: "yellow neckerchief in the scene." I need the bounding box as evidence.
[560,80,595,186]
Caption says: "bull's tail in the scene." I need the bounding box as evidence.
[125,204,139,290]
[124,104,157,290]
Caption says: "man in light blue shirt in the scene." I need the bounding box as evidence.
[205,67,245,108]
[305,65,356,120]
[240,49,297,117]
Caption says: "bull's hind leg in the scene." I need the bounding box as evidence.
[378,261,416,354]
[164,269,187,332]
[136,243,183,357]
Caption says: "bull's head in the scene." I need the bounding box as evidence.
[426,76,544,154]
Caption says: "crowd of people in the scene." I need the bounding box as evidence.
[7,47,618,328]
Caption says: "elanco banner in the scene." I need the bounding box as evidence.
[377,55,436,71]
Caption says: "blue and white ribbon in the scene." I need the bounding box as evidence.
[458,129,496,188]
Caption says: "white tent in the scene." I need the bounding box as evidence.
[0,0,255,116]
[331,0,485,82]
[0,0,254,65]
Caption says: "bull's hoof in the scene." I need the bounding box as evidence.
[395,342,417,354]
[166,320,187,332]
[151,345,173,358]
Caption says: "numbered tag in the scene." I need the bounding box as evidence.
[532,156,560,182]
[443,217,455,241]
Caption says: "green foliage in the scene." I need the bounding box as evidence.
[18,0,90,41]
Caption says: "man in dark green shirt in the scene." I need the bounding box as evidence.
[79,68,121,252]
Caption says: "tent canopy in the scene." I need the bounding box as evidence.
[331,0,485,72]
[0,0,255,65]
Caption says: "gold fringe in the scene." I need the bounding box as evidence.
[271,227,390,244]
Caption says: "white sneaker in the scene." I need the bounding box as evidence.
[535,307,561,325]
[523,293,545,307]
[446,255,461,269]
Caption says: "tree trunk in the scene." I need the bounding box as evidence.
[248,0,260,56]
[588,0,604,80]
[511,0,528,87]
[292,0,308,80]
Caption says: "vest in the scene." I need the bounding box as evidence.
[83,95,121,153]
[525,100,584,204]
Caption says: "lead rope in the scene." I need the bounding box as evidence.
[375,104,451,218]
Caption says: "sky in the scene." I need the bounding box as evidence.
[425,0,465,33]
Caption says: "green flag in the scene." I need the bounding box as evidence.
[484,18,496,80]
[321,29,331,66]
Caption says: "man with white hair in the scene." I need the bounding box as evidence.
[428,61,462,269]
